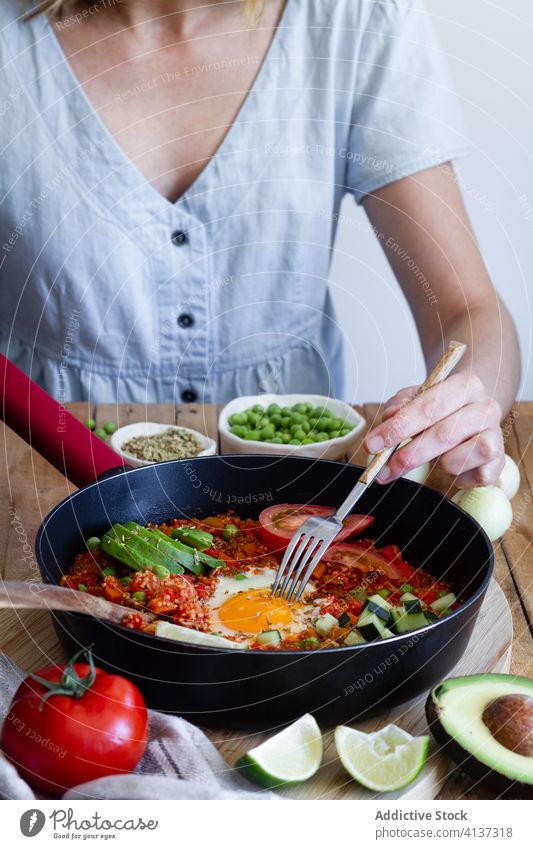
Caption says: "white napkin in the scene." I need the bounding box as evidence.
[0,653,276,801]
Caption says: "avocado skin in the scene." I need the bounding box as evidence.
[426,687,533,799]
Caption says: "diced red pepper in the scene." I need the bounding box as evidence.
[129,571,161,600]
[320,599,344,618]
[102,576,126,604]
[312,562,326,579]
[346,598,364,616]
[200,516,227,531]
[420,589,438,604]
[242,541,261,557]
[148,589,178,615]
[122,611,144,630]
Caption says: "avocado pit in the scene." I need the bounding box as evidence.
[482,694,533,757]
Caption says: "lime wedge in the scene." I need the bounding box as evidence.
[236,714,323,788]
[335,723,429,792]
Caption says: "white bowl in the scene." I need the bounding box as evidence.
[110,422,217,468]
[218,394,366,460]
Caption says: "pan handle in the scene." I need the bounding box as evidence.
[0,353,127,488]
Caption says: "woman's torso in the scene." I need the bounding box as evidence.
[52,1,288,205]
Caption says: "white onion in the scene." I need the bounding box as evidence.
[452,485,513,541]
[367,438,430,485]
[496,454,521,500]
[402,461,431,484]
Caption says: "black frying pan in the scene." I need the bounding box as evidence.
[1,355,494,728]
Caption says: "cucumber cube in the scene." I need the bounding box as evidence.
[391,606,427,634]
[257,630,281,646]
[314,613,338,637]
[357,611,386,641]
[364,594,393,624]
[404,612,428,631]
[391,606,410,634]
[344,629,366,646]
[430,592,456,613]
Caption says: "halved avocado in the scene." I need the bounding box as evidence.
[426,674,533,798]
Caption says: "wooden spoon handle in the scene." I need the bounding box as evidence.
[0,580,152,625]
[359,341,467,485]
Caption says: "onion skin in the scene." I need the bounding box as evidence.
[403,462,430,485]
[496,454,520,500]
[452,486,512,542]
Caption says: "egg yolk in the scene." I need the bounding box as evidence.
[217,588,299,635]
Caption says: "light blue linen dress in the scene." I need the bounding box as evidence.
[0,0,467,404]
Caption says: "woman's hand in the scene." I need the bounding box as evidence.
[364,372,504,488]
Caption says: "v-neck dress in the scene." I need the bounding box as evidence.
[0,0,468,404]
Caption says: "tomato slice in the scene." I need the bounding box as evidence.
[377,545,414,579]
[258,504,374,553]
[321,542,407,581]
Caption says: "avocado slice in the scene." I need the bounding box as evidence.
[426,674,533,798]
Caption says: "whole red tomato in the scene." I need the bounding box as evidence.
[1,649,148,795]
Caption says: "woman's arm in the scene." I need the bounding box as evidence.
[361,162,521,488]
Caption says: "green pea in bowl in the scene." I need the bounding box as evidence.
[218,394,366,460]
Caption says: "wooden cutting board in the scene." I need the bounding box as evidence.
[205,578,512,800]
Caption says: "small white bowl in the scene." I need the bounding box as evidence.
[219,394,366,460]
[110,422,217,468]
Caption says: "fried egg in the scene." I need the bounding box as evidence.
[208,568,315,638]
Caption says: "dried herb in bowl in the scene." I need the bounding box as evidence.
[121,427,204,462]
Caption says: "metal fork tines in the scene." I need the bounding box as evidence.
[271,515,344,602]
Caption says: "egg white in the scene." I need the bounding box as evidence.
[209,568,279,610]
[207,569,316,637]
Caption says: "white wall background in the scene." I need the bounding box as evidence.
[330,0,533,404]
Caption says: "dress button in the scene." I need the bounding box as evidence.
[177,313,194,328]
[171,230,188,246]
[181,388,197,403]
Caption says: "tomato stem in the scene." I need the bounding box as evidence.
[30,646,97,710]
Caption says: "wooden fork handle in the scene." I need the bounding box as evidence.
[418,340,468,393]
[359,341,467,486]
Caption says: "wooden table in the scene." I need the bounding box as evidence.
[1,401,532,800]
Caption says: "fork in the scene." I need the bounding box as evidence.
[271,341,467,602]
